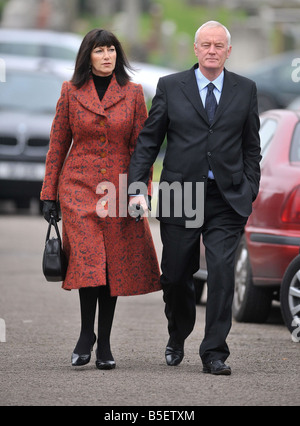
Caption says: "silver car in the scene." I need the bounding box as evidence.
[0,29,176,210]
[0,65,65,209]
[0,28,81,78]
[0,28,176,100]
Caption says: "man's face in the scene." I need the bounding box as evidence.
[194,26,232,76]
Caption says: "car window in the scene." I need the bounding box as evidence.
[0,42,77,62]
[259,118,278,158]
[290,121,300,162]
[43,45,77,61]
[0,70,63,113]
[0,42,42,57]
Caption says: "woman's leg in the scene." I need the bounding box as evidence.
[73,287,98,355]
[96,285,117,361]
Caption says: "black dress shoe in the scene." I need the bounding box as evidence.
[71,333,96,367]
[95,359,116,370]
[165,340,184,366]
[202,360,231,375]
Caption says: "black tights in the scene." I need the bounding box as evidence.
[74,285,117,361]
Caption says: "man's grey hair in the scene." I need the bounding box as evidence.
[194,21,231,47]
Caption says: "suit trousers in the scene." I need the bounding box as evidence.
[160,180,247,363]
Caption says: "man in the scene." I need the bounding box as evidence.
[128,21,261,375]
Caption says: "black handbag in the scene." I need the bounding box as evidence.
[42,217,68,282]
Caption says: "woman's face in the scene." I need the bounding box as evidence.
[90,45,117,77]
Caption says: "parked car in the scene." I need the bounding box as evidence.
[234,109,300,323]
[280,252,300,338]
[287,96,300,110]
[129,61,176,102]
[243,50,300,113]
[0,57,175,211]
[0,64,65,209]
[0,29,176,209]
[0,28,175,102]
[0,28,81,77]
[194,109,300,323]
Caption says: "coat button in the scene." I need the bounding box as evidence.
[207,152,211,156]
[100,168,107,174]
[100,151,106,158]
[100,136,106,142]
[99,120,105,127]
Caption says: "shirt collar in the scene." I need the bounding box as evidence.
[195,67,224,93]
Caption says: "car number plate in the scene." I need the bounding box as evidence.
[0,161,45,181]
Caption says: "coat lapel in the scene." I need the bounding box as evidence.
[101,73,126,110]
[73,73,126,116]
[212,68,237,125]
[179,66,208,123]
[73,77,104,115]
[179,66,238,126]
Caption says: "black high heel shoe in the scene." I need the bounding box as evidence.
[71,333,97,366]
[95,349,116,370]
[95,359,116,370]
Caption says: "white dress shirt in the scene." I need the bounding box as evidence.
[194,68,224,179]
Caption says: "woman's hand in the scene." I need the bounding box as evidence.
[42,200,60,222]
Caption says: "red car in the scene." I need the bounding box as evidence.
[194,109,300,326]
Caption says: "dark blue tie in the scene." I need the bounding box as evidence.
[205,82,217,124]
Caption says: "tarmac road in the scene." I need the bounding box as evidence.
[0,212,300,407]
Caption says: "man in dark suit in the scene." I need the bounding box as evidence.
[128,21,261,375]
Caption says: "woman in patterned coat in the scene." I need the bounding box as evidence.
[41,29,161,370]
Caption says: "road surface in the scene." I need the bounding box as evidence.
[0,213,299,407]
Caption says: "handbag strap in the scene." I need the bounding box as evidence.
[45,216,62,245]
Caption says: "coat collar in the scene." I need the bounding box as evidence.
[73,72,126,116]
[179,64,238,125]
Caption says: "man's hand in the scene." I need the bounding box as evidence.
[128,196,149,221]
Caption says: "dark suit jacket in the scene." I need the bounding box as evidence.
[129,64,261,225]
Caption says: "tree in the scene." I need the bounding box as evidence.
[1,0,79,31]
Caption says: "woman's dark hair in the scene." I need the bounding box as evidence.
[71,29,133,88]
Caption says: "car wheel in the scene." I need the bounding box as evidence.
[233,235,272,323]
[280,254,300,341]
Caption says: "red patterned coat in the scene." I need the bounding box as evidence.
[41,74,161,296]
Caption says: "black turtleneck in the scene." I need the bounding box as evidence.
[92,73,113,101]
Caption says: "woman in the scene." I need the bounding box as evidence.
[41,29,161,370]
